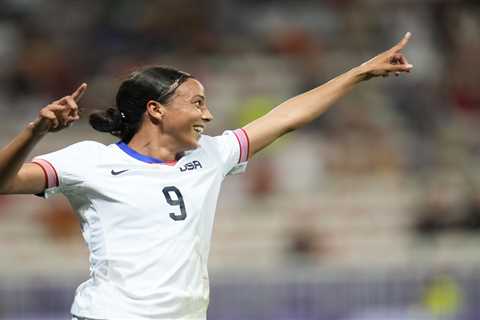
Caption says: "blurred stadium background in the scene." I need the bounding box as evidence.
[1,0,480,319]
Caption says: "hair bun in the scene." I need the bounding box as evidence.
[89,107,124,137]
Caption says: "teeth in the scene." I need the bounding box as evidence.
[193,126,204,134]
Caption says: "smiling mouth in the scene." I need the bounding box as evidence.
[193,125,204,134]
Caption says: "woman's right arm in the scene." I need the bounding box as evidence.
[0,83,87,194]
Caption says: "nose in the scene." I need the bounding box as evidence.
[202,107,213,122]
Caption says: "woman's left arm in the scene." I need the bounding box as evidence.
[243,32,413,158]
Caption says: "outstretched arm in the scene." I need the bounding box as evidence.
[0,84,87,194]
[243,32,413,158]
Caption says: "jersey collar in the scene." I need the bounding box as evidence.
[116,141,177,164]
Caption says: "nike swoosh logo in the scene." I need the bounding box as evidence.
[111,169,129,175]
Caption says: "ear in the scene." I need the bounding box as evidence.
[145,100,165,121]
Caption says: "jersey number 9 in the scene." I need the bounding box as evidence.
[162,186,187,221]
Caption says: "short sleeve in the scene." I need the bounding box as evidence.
[31,141,102,198]
[211,128,250,176]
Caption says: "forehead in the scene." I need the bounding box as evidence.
[173,78,205,100]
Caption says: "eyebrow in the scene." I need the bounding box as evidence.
[191,95,205,100]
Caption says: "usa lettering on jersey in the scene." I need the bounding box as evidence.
[179,160,202,172]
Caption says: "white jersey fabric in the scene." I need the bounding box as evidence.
[32,129,249,320]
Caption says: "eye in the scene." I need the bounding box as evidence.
[193,100,202,108]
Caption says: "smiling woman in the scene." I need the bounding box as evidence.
[89,66,194,144]
[90,66,213,160]
[0,32,412,320]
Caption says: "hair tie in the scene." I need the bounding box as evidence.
[120,112,126,120]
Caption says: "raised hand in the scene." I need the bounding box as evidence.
[360,32,413,80]
[32,83,87,135]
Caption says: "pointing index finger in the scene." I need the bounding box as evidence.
[393,32,411,52]
[71,83,88,102]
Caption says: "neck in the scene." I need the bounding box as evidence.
[127,123,183,162]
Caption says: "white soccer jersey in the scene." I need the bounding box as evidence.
[32,129,249,320]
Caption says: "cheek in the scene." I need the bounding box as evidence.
[163,108,200,133]
[165,111,192,127]
[181,110,202,125]
[170,115,198,137]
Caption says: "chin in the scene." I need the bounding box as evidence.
[178,133,201,151]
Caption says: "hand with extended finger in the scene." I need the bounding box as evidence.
[360,32,413,80]
[31,83,87,135]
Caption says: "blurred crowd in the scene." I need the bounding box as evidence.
[1,0,480,260]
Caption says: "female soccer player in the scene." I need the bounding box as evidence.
[0,33,412,320]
